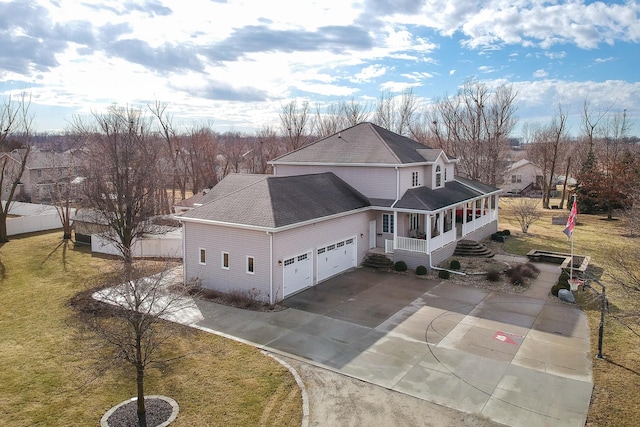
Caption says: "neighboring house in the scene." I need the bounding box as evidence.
[179,123,501,303]
[173,189,210,214]
[502,159,544,196]
[0,148,86,203]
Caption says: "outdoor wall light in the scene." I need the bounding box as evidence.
[278,260,283,266]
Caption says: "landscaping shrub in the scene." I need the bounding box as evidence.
[486,269,501,282]
[438,269,450,279]
[491,232,505,242]
[394,261,408,272]
[551,282,571,296]
[449,259,461,270]
[518,264,536,278]
[416,265,428,276]
[525,262,540,274]
[227,288,264,309]
[501,229,511,236]
[510,272,525,286]
[504,263,539,280]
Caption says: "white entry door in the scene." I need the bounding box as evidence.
[282,252,313,297]
[317,237,357,283]
[369,220,376,249]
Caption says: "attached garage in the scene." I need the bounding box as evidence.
[317,237,357,283]
[282,251,313,297]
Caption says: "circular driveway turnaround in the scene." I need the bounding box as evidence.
[191,263,593,427]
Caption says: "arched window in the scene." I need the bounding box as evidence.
[435,165,442,187]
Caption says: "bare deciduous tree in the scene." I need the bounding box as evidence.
[39,147,83,240]
[74,266,195,427]
[0,93,34,242]
[185,124,219,193]
[527,104,569,208]
[248,125,283,174]
[72,105,159,265]
[372,88,418,137]
[342,97,371,127]
[508,198,542,234]
[427,79,518,185]
[280,100,310,151]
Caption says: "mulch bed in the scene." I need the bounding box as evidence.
[105,397,173,427]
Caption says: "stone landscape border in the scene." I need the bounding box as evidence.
[100,395,179,427]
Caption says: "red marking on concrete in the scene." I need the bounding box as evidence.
[494,330,523,345]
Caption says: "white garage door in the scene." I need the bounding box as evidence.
[283,251,313,297]
[317,237,357,283]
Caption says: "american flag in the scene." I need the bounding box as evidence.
[563,199,577,238]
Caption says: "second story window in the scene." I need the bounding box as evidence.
[435,165,442,187]
[412,171,419,187]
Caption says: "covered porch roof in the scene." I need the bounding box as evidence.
[393,178,501,212]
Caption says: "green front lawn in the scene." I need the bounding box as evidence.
[0,231,301,426]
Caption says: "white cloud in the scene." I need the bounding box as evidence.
[449,69,456,75]
[478,65,496,73]
[351,65,388,83]
[379,80,422,92]
[533,69,548,78]
[544,51,567,60]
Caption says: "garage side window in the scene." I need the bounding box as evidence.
[246,256,254,274]
[382,213,394,233]
[199,248,206,265]
[221,251,229,270]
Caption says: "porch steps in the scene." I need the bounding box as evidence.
[362,253,394,270]
[454,240,495,258]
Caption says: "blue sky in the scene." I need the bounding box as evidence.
[1,0,639,137]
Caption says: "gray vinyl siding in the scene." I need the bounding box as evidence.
[275,164,397,199]
[183,222,272,300]
[399,166,429,194]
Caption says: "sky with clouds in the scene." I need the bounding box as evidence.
[1,0,639,137]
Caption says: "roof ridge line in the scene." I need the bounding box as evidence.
[368,123,403,163]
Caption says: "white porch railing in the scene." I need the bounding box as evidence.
[396,236,428,253]
[385,239,394,253]
[430,229,456,250]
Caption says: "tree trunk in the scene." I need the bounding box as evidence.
[559,157,571,210]
[136,335,147,427]
[0,212,8,243]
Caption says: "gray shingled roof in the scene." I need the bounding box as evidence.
[455,176,502,195]
[197,174,269,205]
[394,179,500,211]
[181,173,370,228]
[271,122,436,165]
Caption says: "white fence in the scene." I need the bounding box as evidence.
[91,229,183,259]
[2,201,74,236]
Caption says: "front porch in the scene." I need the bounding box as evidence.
[382,195,499,257]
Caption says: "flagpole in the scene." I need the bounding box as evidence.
[570,194,576,282]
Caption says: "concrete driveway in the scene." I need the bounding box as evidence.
[192,263,593,427]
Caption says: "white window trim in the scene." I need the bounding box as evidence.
[246,255,255,275]
[198,247,206,265]
[221,251,230,270]
[411,171,419,187]
[382,213,394,233]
